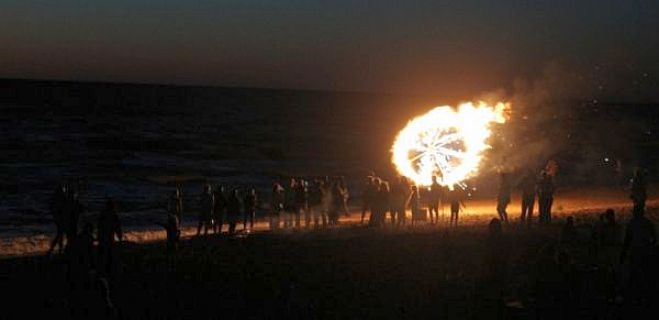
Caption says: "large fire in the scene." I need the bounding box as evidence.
[391,101,510,188]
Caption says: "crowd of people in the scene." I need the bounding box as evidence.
[44,167,655,315]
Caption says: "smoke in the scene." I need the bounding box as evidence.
[478,62,601,177]
[480,59,656,185]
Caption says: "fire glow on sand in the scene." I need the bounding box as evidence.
[392,101,510,188]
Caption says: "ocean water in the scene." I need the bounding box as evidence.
[0,81,431,237]
[1,80,658,239]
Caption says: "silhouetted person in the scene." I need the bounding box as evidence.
[601,208,618,246]
[537,171,555,225]
[338,177,350,217]
[560,216,578,246]
[407,185,421,226]
[67,222,97,319]
[496,172,511,223]
[168,187,183,221]
[271,182,285,230]
[361,177,376,224]
[486,218,508,282]
[620,208,656,302]
[448,187,463,227]
[243,187,258,231]
[213,185,227,234]
[97,199,122,276]
[630,168,647,215]
[518,170,537,226]
[428,176,443,224]
[320,178,333,226]
[295,179,309,228]
[196,184,214,236]
[158,213,180,254]
[65,189,84,251]
[330,180,344,225]
[284,178,297,228]
[374,181,391,226]
[308,179,325,228]
[391,176,408,226]
[226,189,242,234]
[48,184,68,256]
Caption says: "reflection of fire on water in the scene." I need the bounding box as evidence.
[392,101,510,188]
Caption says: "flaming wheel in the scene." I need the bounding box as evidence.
[391,102,508,187]
[409,128,466,180]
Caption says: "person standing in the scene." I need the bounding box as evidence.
[295,179,309,228]
[168,187,183,221]
[284,178,298,229]
[226,189,242,234]
[496,172,511,223]
[97,198,122,276]
[630,168,647,216]
[537,171,555,225]
[196,184,214,236]
[448,187,463,227]
[619,207,657,301]
[518,170,537,226]
[270,182,285,230]
[243,187,258,231]
[213,185,227,234]
[407,185,421,226]
[427,176,443,224]
[338,177,350,217]
[360,177,376,224]
[64,188,84,252]
[48,183,68,256]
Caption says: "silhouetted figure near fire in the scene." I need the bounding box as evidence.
[407,185,421,226]
[168,187,183,221]
[243,187,258,231]
[361,177,376,224]
[537,171,555,225]
[48,183,68,256]
[226,189,242,234]
[375,180,391,226]
[448,187,463,227]
[213,185,227,234]
[630,168,647,215]
[270,182,285,230]
[196,184,214,236]
[496,172,511,223]
[391,176,408,226]
[428,176,443,224]
[97,199,122,276]
[518,170,537,226]
[619,207,657,302]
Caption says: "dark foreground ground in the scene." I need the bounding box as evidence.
[2,210,659,319]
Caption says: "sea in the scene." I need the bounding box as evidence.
[1,79,657,239]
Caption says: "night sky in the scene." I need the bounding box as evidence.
[2,0,658,99]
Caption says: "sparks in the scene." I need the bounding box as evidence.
[391,101,509,188]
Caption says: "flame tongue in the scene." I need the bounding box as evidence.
[391,101,509,188]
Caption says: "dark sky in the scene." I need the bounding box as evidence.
[1,0,658,98]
